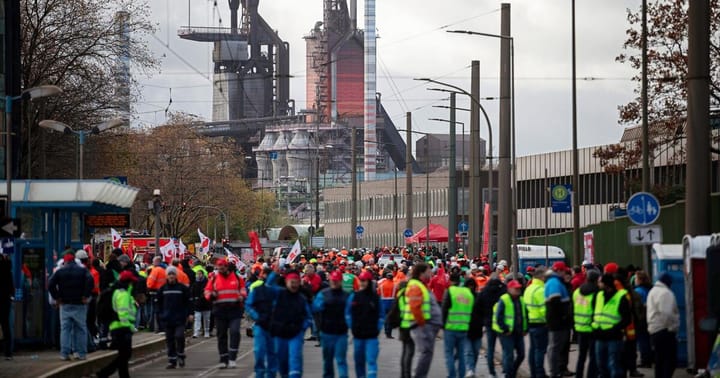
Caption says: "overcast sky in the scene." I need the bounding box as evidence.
[135,0,640,157]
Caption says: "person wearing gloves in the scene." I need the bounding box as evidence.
[345,270,383,378]
[96,271,138,378]
[646,273,679,378]
[157,266,193,369]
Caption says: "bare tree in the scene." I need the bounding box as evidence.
[19,0,157,178]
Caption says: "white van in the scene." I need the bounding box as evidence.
[515,244,566,272]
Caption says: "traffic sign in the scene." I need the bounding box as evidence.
[550,184,572,213]
[356,225,365,234]
[356,232,363,240]
[628,225,663,246]
[269,151,278,160]
[458,221,469,233]
[0,218,21,238]
[626,192,661,225]
[403,229,414,238]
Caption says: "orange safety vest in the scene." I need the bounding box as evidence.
[378,278,396,299]
[175,267,190,287]
[474,276,488,292]
[204,273,246,305]
[147,266,167,291]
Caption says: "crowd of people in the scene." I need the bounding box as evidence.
[43,245,681,378]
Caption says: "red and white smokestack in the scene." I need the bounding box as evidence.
[363,0,377,181]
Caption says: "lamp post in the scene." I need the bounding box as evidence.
[446,28,517,268]
[4,85,62,215]
[429,117,467,233]
[153,189,162,257]
[39,118,124,179]
[416,78,495,263]
[398,129,432,254]
[196,205,230,241]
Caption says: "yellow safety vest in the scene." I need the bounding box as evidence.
[573,288,596,333]
[445,285,474,331]
[591,289,627,331]
[400,279,431,329]
[523,280,546,324]
[492,293,527,334]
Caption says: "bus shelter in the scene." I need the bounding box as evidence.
[0,180,139,346]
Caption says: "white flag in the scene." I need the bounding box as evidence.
[225,247,239,266]
[286,239,302,263]
[198,228,211,255]
[111,228,123,249]
[159,239,175,260]
[178,239,187,258]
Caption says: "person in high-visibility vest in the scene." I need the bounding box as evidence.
[401,262,442,378]
[492,279,527,378]
[523,267,548,378]
[592,273,631,378]
[377,271,397,339]
[545,261,573,378]
[573,269,600,378]
[441,273,474,378]
[96,271,137,378]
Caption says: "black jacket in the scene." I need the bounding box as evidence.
[467,291,484,340]
[191,276,212,312]
[316,287,349,335]
[100,259,122,290]
[48,261,93,304]
[349,286,380,339]
[157,281,192,326]
[477,278,506,327]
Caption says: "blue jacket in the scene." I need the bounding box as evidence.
[157,281,192,326]
[544,274,571,331]
[264,272,313,338]
[246,281,277,330]
[312,287,348,335]
[345,287,383,339]
[48,261,94,304]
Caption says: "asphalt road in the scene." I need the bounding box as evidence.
[129,330,491,377]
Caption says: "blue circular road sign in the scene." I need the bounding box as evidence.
[356,225,365,234]
[458,221,469,233]
[626,192,661,225]
[403,229,414,238]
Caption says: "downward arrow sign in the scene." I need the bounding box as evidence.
[636,230,644,241]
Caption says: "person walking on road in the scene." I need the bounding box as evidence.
[573,269,600,378]
[592,273,631,378]
[313,270,350,378]
[524,267,549,378]
[96,271,138,378]
[48,250,94,361]
[377,271,396,339]
[146,256,167,332]
[463,278,484,378]
[477,274,506,378]
[396,278,414,378]
[402,262,443,378]
[269,270,314,378]
[545,262,573,378]
[646,272,679,378]
[346,270,383,378]
[442,272,474,378]
[493,279,527,378]
[204,258,247,369]
[246,267,278,378]
[157,266,193,369]
[191,269,212,338]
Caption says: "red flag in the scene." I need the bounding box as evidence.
[482,203,491,257]
[126,239,135,261]
[248,231,263,260]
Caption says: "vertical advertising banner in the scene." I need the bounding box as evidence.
[583,231,595,263]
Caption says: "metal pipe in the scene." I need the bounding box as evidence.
[394,168,398,247]
[498,3,512,267]
[641,0,652,275]
[470,61,481,259]
[405,113,413,239]
[351,127,358,248]
[425,140,430,254]
[448,92,458,255]
[571,0,582,265]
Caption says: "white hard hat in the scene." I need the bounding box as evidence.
[75,250,88,260]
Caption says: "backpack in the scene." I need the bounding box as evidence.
[97,283,120,324]
[385,287,405,329]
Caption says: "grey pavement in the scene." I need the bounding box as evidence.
[129,330,491,377]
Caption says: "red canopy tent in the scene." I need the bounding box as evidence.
[405,223,460,243]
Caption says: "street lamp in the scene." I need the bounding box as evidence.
[4,85,62,215]
[398,129,433,254]
[39,118,124,179]
[416,78,495,263]
[153,189,162,258]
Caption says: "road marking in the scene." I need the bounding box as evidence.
[130,337,212,370]
[194,344,254,378]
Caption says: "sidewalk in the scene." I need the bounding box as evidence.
[0,331,167,378]
[492,334,694,378]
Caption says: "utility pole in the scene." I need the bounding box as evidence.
[469,61,481,259]
[571,0,582,265]
[448,92,458,255]
[405,113,413,237]
[685,0,711,236]
[498,3,512,265]
[641,0,652,275]
[351,127,358,248]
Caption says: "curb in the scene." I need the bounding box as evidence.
[39,333,173,378]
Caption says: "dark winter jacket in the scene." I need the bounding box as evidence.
[467,291,484,340]
[157,281,192,326]
[100,259,122,290]
[313,287,349,335]
[477,278,506,327]
[191,276,212,312]
[48,261,94,304]
[545,274,572,331]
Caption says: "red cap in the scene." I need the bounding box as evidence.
[526,266,535,273]
[63,254,75,263]
[119,270,138,282]
[604,262,619,274]
[552,261,567,272]
[285,272,300,281]
[329,270,343,281]
[215,258,229,267]
[507,280,522,289]
[358,271,374,281]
